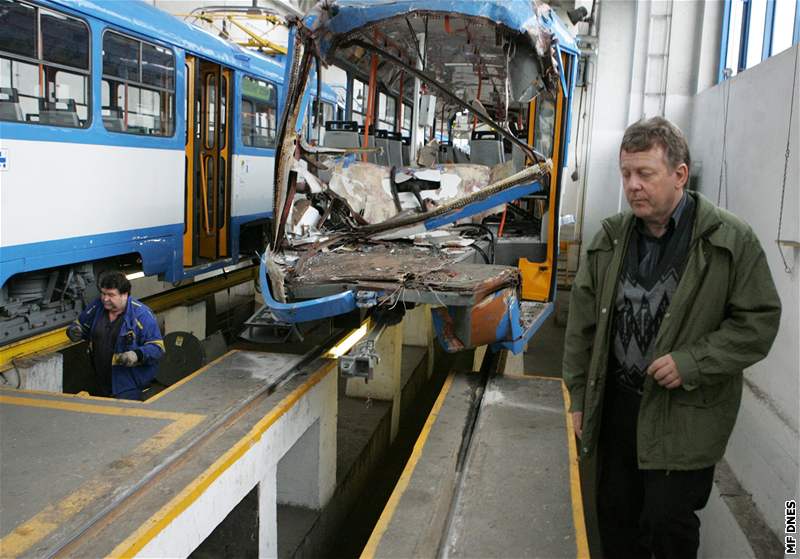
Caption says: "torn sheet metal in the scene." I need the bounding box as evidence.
[431,292,554,353]
[259,252,357,323]
[289,243,517,297]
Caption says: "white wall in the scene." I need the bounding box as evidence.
[573,0,799,545]
[577,0,723,244]
[689,45,800,537]
[579,0,637,242]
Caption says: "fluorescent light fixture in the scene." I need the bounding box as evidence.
[125,271,146,280]
[325,320,370,359]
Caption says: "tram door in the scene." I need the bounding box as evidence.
[183,55,232,266]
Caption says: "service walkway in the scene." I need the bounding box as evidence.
[0,349,337,558]
[362,372,588,559]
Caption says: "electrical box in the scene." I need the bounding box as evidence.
[418,95,437,128]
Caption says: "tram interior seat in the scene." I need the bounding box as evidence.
[323,120,361,150]
[401,136,411,166]
[38,98,80,127]
[363,130,378,164]
[383,131,404,167]
[102,106,124,131]
[469,130,505,166]
[373,129,403,167]
[0,87,24,122]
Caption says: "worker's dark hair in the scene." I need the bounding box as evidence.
[620,116,691,173]
[98,270,131,295]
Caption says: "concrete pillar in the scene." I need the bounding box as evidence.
[258,465,278,559]
[500,350,525,376]
[276,366,337,510]
[1,353,63,392]
[159,301,206,339]
[402,305,434,378]
[472,345,487,372]
[345,323,403,441]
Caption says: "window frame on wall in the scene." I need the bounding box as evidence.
[0,0,91,127]
[400,101,413,137]
[350,76,369,125]
[240,74,278,149]
[377,91,397,131]
[101,29,176,136]
[719,0,800,82]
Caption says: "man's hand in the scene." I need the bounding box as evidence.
[647,354,683,389]
[66,324,84,343]
[117,351,139,367]
[571,411,583,439]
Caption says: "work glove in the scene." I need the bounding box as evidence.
[66,324,84,342]
[117,351,139,367]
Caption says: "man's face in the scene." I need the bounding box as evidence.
[620,145,688,223]
[100,288,128,313]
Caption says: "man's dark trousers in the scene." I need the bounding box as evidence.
[597,379,715,559]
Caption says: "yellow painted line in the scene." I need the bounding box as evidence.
[144,350,238,404]
[0,327,72,372]
[110,360,336,558]
[0,394,198,421]
[561,382,589,559]
[0,386,122,403]
[360,372,456,559]
[0,398,204,558]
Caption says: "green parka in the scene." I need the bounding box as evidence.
[562,191,781,470]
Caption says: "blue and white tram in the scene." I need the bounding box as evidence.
[0,0,335,342]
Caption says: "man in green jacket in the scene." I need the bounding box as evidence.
[563,117,781,558]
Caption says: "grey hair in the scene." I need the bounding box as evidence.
[620,116,691,172]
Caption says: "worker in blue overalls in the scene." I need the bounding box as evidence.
[67,270,164,400]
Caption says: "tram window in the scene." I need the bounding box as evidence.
[205,73,216,149]
[0,0,36,59]
[351,78,368,125]
[103,32,139,82]
[53,69,89,122]
[220,75,227,151]
[0,0,89,127]
[241,75,277,149]
[401,102,412,136]
[101,30,175,136]
[378,93,396,131]
[41,8,89,70]
[532,94,556,160]
[141,43,174,90]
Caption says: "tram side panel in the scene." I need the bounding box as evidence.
[0,0,291,342]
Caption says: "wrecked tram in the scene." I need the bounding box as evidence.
[257,0,578,359]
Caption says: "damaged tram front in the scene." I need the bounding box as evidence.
[257,0,578,360]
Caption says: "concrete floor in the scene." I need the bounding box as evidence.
[523,289,603,558]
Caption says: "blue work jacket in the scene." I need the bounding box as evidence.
[74,296,165,399]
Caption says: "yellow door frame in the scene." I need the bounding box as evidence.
[519,60,567,301]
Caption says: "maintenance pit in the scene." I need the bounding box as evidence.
[1,350,338,558]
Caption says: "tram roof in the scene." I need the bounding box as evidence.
[49,0,286,82]
[304,0,578,55]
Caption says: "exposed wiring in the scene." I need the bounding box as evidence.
[452,223,495,264]
[777,46,798,275]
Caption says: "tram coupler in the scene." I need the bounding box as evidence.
[338,322,386,381]
[338,306,405,380]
